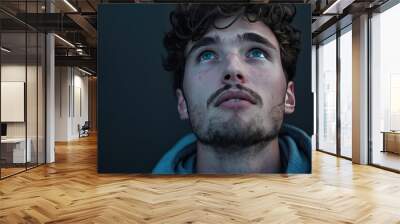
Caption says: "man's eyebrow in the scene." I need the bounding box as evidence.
[185,36,221,57]
[239,32,278,51]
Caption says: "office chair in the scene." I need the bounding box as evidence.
[79,121,90,138]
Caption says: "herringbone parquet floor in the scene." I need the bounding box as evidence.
[1,134,400,223]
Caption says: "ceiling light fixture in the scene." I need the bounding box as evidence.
[322,0,356,15]
[322,0,340,14]
[1,47,11,53]
[78,67,92,76]
[54,34,75,48]
[63,0,78,12]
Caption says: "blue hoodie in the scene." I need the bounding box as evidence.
[152,124,311,174]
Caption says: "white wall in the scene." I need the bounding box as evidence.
[1,65,40,137]
[72,72,89,138]
[55,66,69,141]
[1,65,26,140]
[55,66,89,141]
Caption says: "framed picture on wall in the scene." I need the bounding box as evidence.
[1,81,25,122]
[98,3,313,174]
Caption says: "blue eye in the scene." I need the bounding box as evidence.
[198,51,217,62]
[247,48,267,59]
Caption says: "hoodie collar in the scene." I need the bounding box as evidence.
[152,124,311,174]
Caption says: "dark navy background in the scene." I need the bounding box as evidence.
[98,4,312,173]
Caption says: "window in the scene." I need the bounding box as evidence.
[370,2,400,171]
[317,35,337,154]
[339,27,352,158]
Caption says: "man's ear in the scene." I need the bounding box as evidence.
[176,89,189,120]
[284,81,296,114]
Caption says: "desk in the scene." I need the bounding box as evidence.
[382,131,400,154]
[1,138,31,163]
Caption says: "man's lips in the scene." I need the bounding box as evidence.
[214,91,257,107]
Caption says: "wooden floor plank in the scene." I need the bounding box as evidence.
[0,134,399,223]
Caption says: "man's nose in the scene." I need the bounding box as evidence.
[221,53,247,85]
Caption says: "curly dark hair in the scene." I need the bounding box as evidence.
[163,3,301,92]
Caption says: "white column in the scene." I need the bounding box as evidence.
[312,45,317,150]
[46,1,55,163]
[352,14,369,164]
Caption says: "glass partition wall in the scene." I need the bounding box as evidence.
[0,1,46,179]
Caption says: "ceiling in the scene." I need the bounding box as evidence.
[0,0,394,75]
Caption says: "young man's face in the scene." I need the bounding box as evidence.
[176,16,296,148]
